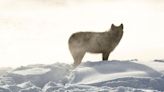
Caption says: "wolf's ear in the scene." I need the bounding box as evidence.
[120,24,123,29]
[111,24,115,29]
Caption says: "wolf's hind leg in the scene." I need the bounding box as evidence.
[72,51,85,68]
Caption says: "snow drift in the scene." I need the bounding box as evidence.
[0,60,164,92]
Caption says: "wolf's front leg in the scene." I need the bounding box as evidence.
[102,52,110,61]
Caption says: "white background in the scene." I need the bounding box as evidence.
[0,0,164,67]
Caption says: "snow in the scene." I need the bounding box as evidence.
[72,60,162,84]
[17,81,35,89]
[0,68,12,76]
[0,60,164,92]
[12,68,51,76]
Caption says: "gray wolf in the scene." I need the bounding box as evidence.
[68,24,124,67]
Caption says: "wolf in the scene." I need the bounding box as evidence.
[68,24,124,67]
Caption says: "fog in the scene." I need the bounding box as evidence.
[0,0,164,67]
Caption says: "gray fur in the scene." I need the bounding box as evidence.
[68,24,124,67]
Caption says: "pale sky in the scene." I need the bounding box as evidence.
[0,0,164,67]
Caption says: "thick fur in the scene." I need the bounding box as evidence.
[68,24,124,67]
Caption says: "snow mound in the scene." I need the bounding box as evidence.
[3,63,73,87]
[72,60,162,84]
[0,60,164,91]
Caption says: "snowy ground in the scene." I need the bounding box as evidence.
[0,60,164,92]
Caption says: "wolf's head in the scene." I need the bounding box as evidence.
[109,23,123,35]
[111,23,123,31]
